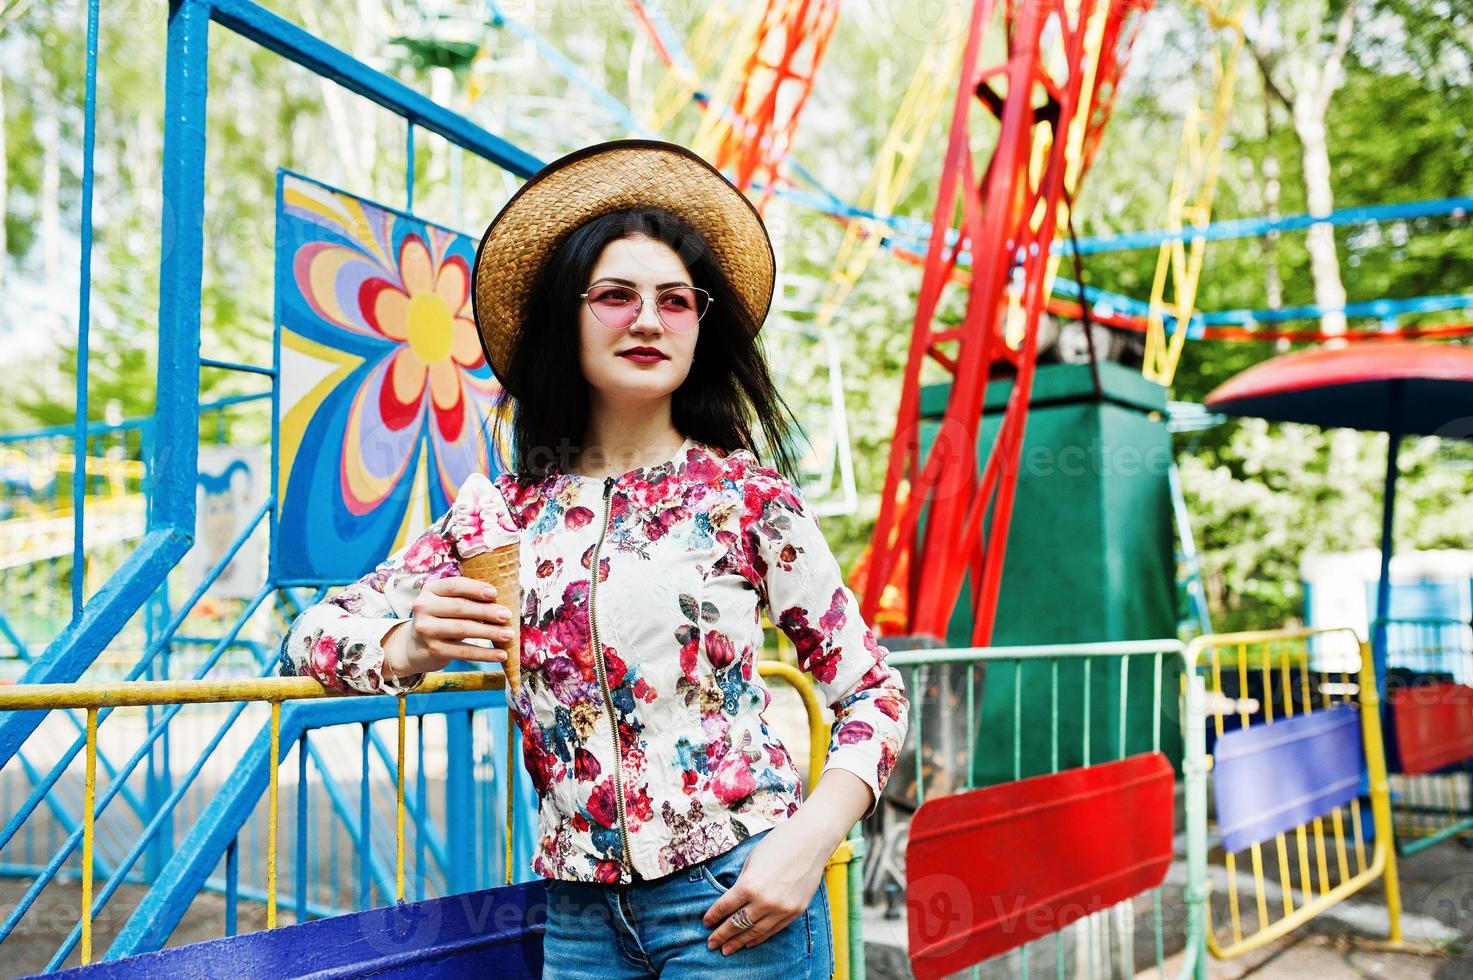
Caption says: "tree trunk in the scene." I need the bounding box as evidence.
[1292,96,1348,341]
[1258,65,1285,350]
[1248,0,1358,344]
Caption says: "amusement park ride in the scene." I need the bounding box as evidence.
[1,0,1471,977]
[857,0,1153,648]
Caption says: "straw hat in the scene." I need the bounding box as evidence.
[471,138,776,394]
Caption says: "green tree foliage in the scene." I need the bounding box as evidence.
[2,0,1469,632]
[1098,1,1473,630]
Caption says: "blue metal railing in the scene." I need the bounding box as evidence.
[105,690,522,957]
[73,0,102,619]
[0,0,555,968]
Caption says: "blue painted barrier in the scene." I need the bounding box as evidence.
[47,881,547,979]
[1214,703,1367,853]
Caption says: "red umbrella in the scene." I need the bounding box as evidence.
[1205,341,1473,690]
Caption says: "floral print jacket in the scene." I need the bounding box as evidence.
[280,435,909,884]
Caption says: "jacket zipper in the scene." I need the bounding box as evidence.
[589,475,633,874]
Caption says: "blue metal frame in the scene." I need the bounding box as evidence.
[209,0,541,175]
[0,0,557,966]
[0,0,547,763]
[1372,380,1404,700]
[0,0,209,770]
[0,394,266,447]
[2,586,277,964]
[1168,464,1212,636]
[73,0,101,618]
[0,517,276,875]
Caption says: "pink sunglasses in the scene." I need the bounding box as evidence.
[580,282,714,332]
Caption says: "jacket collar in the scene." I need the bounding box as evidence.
[550,434,699,485]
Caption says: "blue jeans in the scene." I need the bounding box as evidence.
[541,828,834,979]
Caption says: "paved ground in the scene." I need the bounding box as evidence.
[0,878,298,975]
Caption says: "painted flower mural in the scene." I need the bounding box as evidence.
[274,171,508,582]
[357,237,485,443]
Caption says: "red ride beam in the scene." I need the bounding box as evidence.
[862,0,1151,643]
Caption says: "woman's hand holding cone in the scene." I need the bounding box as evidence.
[383,576,516,678]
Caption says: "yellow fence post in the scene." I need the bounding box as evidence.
[505,711,517,886]
[396,692,407,903]
[1357,641,1404,944]
[80,706,98,965]
[758,659,848,980]
[266,699,280,929]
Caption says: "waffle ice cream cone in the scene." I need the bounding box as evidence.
[448,473,522,697]
[458,541,521,697]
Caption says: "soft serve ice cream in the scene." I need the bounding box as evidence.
[448,473,522,695]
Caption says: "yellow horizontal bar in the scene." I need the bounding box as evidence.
[1189,625,1357,648]
[1186,626,1362,672]
[0,671,504,711]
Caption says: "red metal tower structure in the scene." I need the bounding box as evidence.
[859,0,1151,644]
[626,0,840,211]
[708,0,840,210]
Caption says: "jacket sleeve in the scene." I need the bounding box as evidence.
[279,507,461,695]
[742,460,909,820]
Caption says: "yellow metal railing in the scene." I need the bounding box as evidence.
[1,662,854,974]
[1141,0,1247,385]
[1187,627,1404,959]
[759,658,856,980]
[0,671,507,961]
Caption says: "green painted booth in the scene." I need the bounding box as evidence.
[911,361,1183,789]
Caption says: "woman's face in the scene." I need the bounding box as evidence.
[577,235,699,405]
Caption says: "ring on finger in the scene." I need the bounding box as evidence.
[730,907,754,930]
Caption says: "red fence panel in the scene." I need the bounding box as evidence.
[906,752,1173,979]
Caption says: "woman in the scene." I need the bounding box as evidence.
[281,139,909,979]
